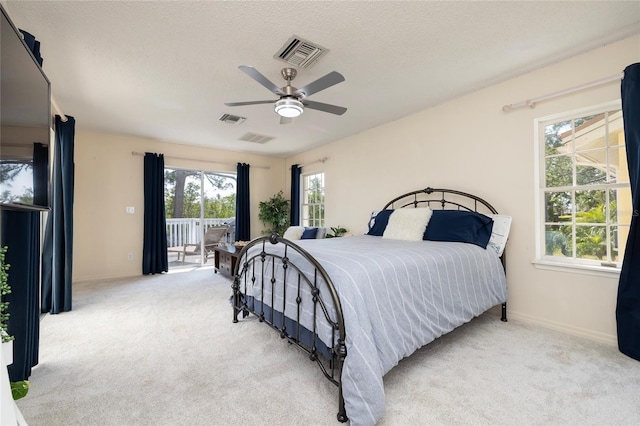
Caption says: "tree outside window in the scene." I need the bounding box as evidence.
[164,169,236,219]
[302,172,325,227]
[164,169,236,251]
[539,103,631,267]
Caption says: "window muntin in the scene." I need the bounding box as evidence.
[538,104,630,267]
[301,172,325,227]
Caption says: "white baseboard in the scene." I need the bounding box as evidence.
[506,310,617,346]
[73,273,142,284]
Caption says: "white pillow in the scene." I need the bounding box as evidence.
[316,227,327,239]
[283,226,304,240]
[383,208,433,241]
[487,214,512,257]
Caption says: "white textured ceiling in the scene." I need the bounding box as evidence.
[2,1,639,157]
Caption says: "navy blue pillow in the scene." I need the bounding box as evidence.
[424,210,494,248]
[367,210,394,236]
[301,227,318,239]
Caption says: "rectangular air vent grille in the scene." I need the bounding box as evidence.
[218,113,246,125]
[275,36,328,69]
[238,132,275,144]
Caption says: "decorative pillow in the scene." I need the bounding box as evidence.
[367,211,380,232]
[423,210,493,249]
[283,226,304,240]
[367,210,394,236]
[486,214,512,256]
[301,227,319,239]
[316,228,327,239]
[383,208,433,241]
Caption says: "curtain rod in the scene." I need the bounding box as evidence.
[293,157,329,169]
[51,95,68,122]
[131,151,270,169]
[502,71,625,112]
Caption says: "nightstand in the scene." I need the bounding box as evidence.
[213,244,241,278]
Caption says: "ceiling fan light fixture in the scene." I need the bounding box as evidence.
[274,98,304,118]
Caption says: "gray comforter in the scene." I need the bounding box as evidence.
[241,235,507,425]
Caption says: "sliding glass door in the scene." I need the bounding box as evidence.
[164,168,236,268]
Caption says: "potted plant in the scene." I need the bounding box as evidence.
[0,246,29,401]
[1,247,12,358]
[258,191,290,236]
[326,226,349,238]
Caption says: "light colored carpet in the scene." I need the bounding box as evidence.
[15,267,640,425]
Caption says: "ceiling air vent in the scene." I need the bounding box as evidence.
[218,113,246,125]
[274,36,328,69]
[238,132,275,144]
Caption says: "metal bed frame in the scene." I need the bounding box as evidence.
[231,187,508,423]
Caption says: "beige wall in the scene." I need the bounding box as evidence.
[73,130,285,281]
[285,35,640,344]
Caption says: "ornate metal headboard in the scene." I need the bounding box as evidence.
[382,187,505,273]
[382,187,499,215]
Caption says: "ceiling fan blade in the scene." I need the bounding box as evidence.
[225,100,276,107]
[239,66,285,96]
[302,100,347,116]
[280,116,293,125]
[294,71,345,98]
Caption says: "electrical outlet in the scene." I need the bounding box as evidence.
[127,253,133,261]
[126,206,135,214]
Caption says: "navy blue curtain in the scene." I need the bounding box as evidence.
[2,210,41,381]
[33,142,49,207]
[42,115,75,314]
[142,153,168,274]
[235,163,251,241]
[18,29,43,66]
[617,62,640,361]
[290,164,301,226]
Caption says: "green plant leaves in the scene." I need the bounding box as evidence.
[0,246,12,343]
[11,380,29,400]
[258,191,290,236]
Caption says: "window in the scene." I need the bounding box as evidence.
[535,101,630,271]
[301,172,325,227]
[164,168,236,267]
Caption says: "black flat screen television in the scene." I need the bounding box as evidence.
[0,4,51,211]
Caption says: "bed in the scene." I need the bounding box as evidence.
[231,187,509,425]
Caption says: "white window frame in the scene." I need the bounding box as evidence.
[533,100,629,276]
[301,172,325,227]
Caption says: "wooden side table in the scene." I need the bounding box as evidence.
[213,244,241,278]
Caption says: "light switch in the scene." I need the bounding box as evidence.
[126,206,135,214]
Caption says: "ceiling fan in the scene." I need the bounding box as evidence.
[225,65,347,124]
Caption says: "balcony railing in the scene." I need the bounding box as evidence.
[166,217,235,247]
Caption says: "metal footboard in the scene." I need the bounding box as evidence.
[232,234,348,422]
[231,186,508,423]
